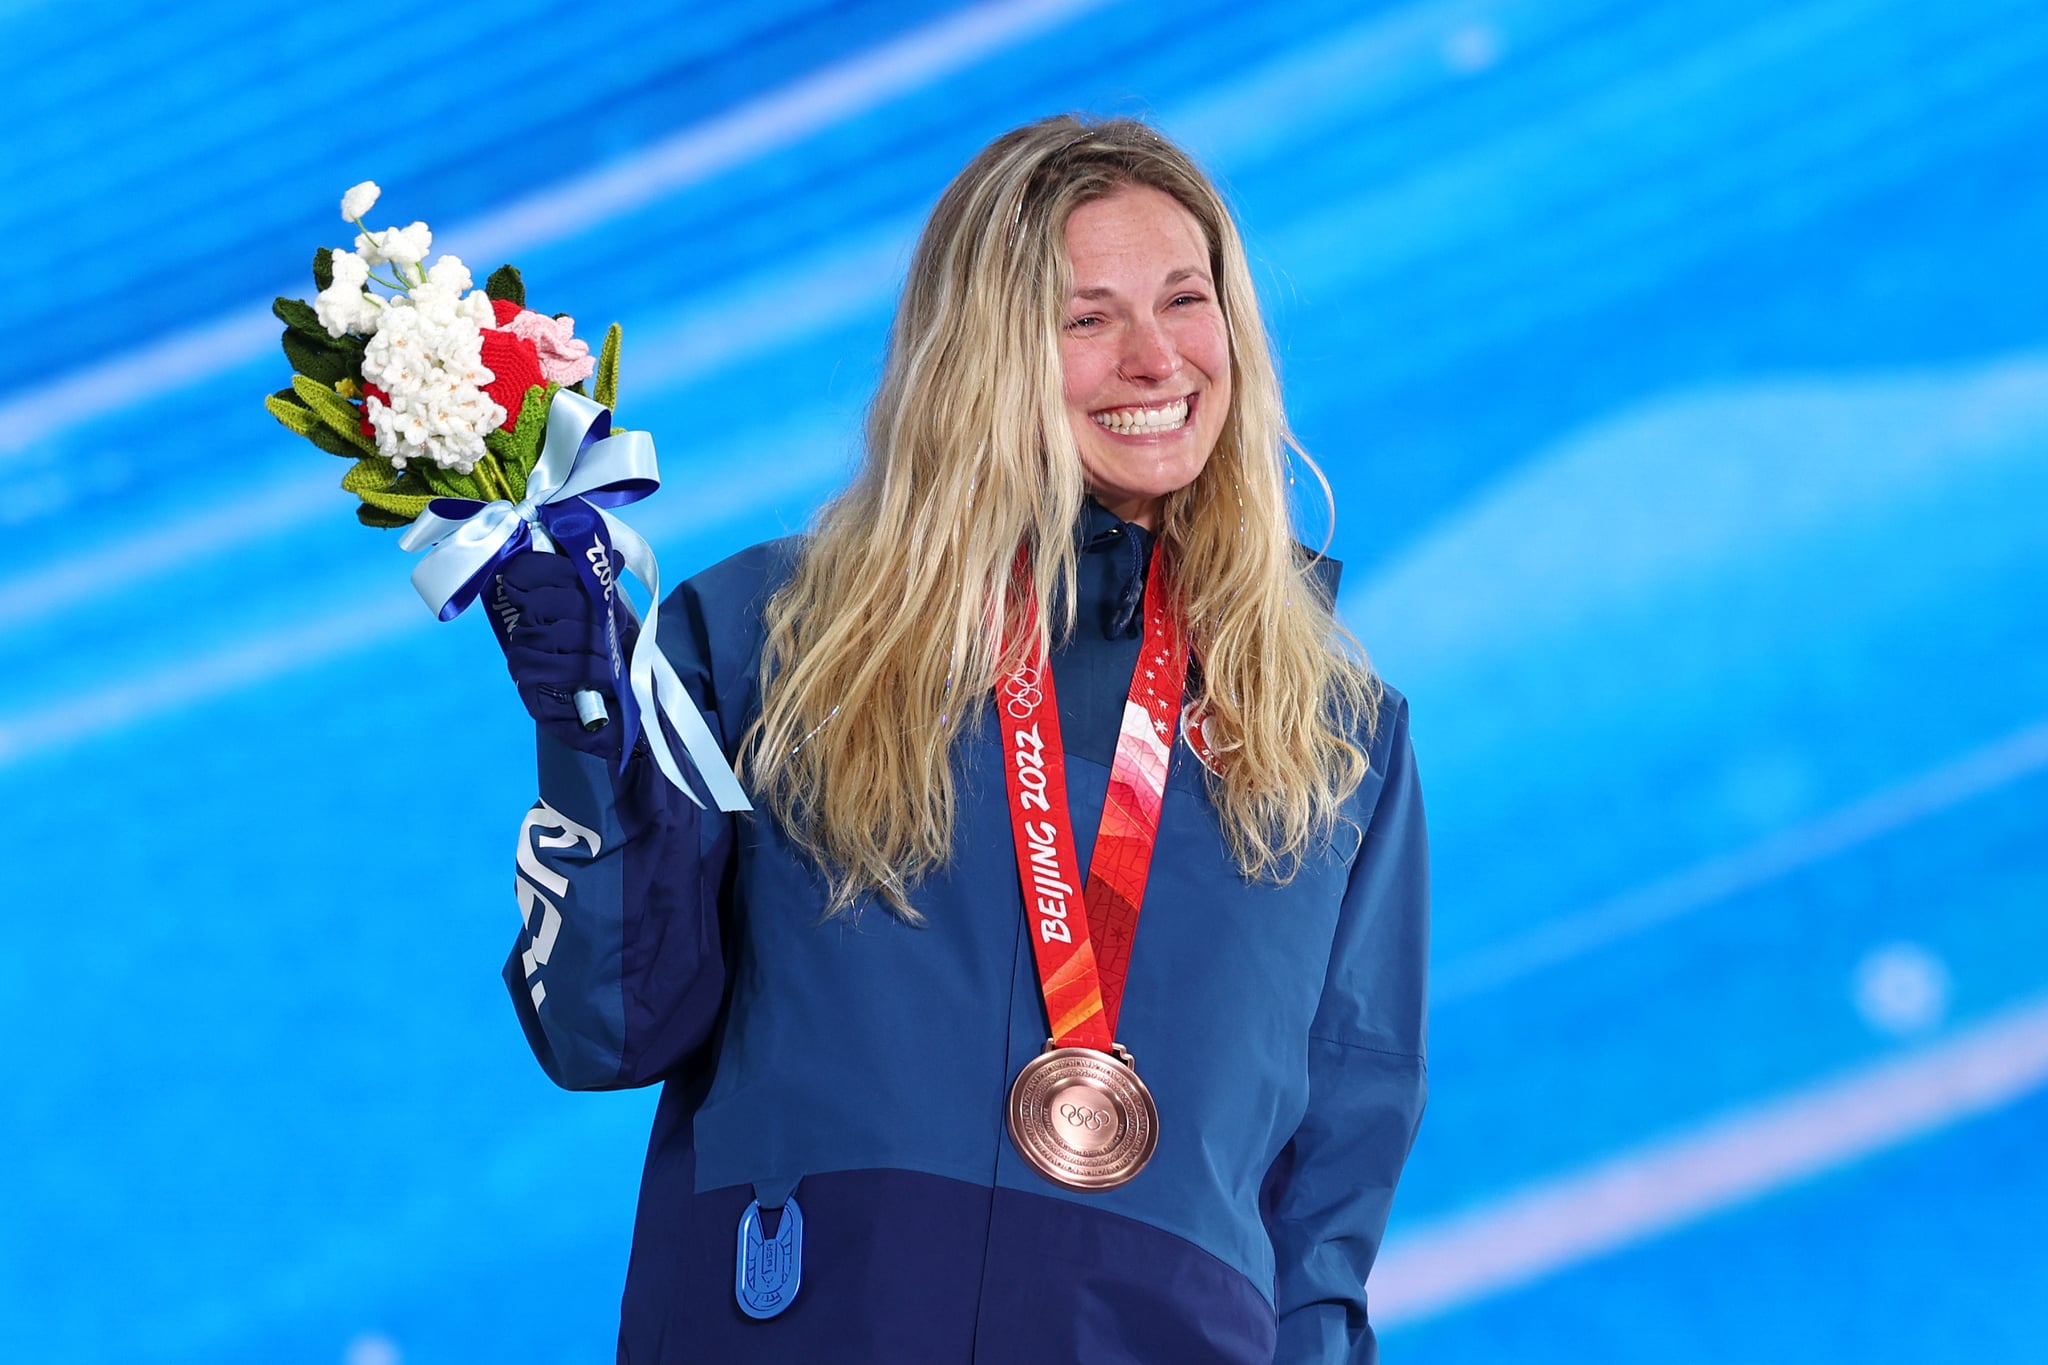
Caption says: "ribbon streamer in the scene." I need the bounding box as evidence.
[397,389,750,812]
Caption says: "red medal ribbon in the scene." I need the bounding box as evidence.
[998,545,1188,1051]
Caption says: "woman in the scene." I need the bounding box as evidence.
[494,115,1427,1364]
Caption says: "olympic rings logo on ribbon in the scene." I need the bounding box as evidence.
[1002,665,1044,720]
[1060,1102,1110,1132]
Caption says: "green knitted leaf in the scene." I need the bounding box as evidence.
[282,328,355,386]
[593,322,621,412]
[339,455,393,496]
[486,264,525,307]
[341,456,434,518]
[306,422,365,458]
[279,302,366,356]
[356,502,415,529]
[272,295,325,336]
[313,247,334,292]
[291,374,375,452]
[265,389,358,458]
[264,391,317,438]
[483,382,560,491]
[417,463,489,502]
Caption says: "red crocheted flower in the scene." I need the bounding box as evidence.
[480,323,545,431]
[358,382,388,438]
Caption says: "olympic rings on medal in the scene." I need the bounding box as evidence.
[1003,666,1044,719]
[1060,1102,1110,1132]
[1009,1047,1159,1190]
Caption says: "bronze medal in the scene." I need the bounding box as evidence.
[1007,1043,1159,1191]
[997,547,1185,1194]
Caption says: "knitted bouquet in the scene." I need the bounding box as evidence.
[264,180,620,527]
[262,181,748,812]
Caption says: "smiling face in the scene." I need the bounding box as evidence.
[1059,185,1232,529]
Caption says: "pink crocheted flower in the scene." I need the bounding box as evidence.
[498,304,596,387]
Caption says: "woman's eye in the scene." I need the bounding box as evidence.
[1170,293,1205,308]
[1066,315,1103,330]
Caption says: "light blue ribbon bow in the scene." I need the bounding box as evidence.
[397,389,750,812]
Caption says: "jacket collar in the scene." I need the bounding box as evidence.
[1077,498,1155,639]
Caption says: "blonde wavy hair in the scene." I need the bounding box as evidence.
[743,114,1379,916]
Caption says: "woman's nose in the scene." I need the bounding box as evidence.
[1116,317,1181,383]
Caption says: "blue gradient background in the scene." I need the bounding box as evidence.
[2,1,2043,1361]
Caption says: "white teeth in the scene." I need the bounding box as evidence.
[1091,397,1190,434]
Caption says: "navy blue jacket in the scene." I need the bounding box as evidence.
[504,506,1429,1363]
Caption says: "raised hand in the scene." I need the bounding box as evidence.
[491,550,637,757]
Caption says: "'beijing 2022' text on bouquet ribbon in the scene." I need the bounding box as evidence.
[261,180,748,811]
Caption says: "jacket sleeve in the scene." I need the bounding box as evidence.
[1266,691,1430,1364]
[501,575,743,1092]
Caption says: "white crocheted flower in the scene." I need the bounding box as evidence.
[313,249,382,338]
[458,289,496,328]
[361,297,504,471]
[424,254,473,295]
[356,220,433,271]
[340,181,380,222]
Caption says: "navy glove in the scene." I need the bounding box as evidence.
[491,550,638,757]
